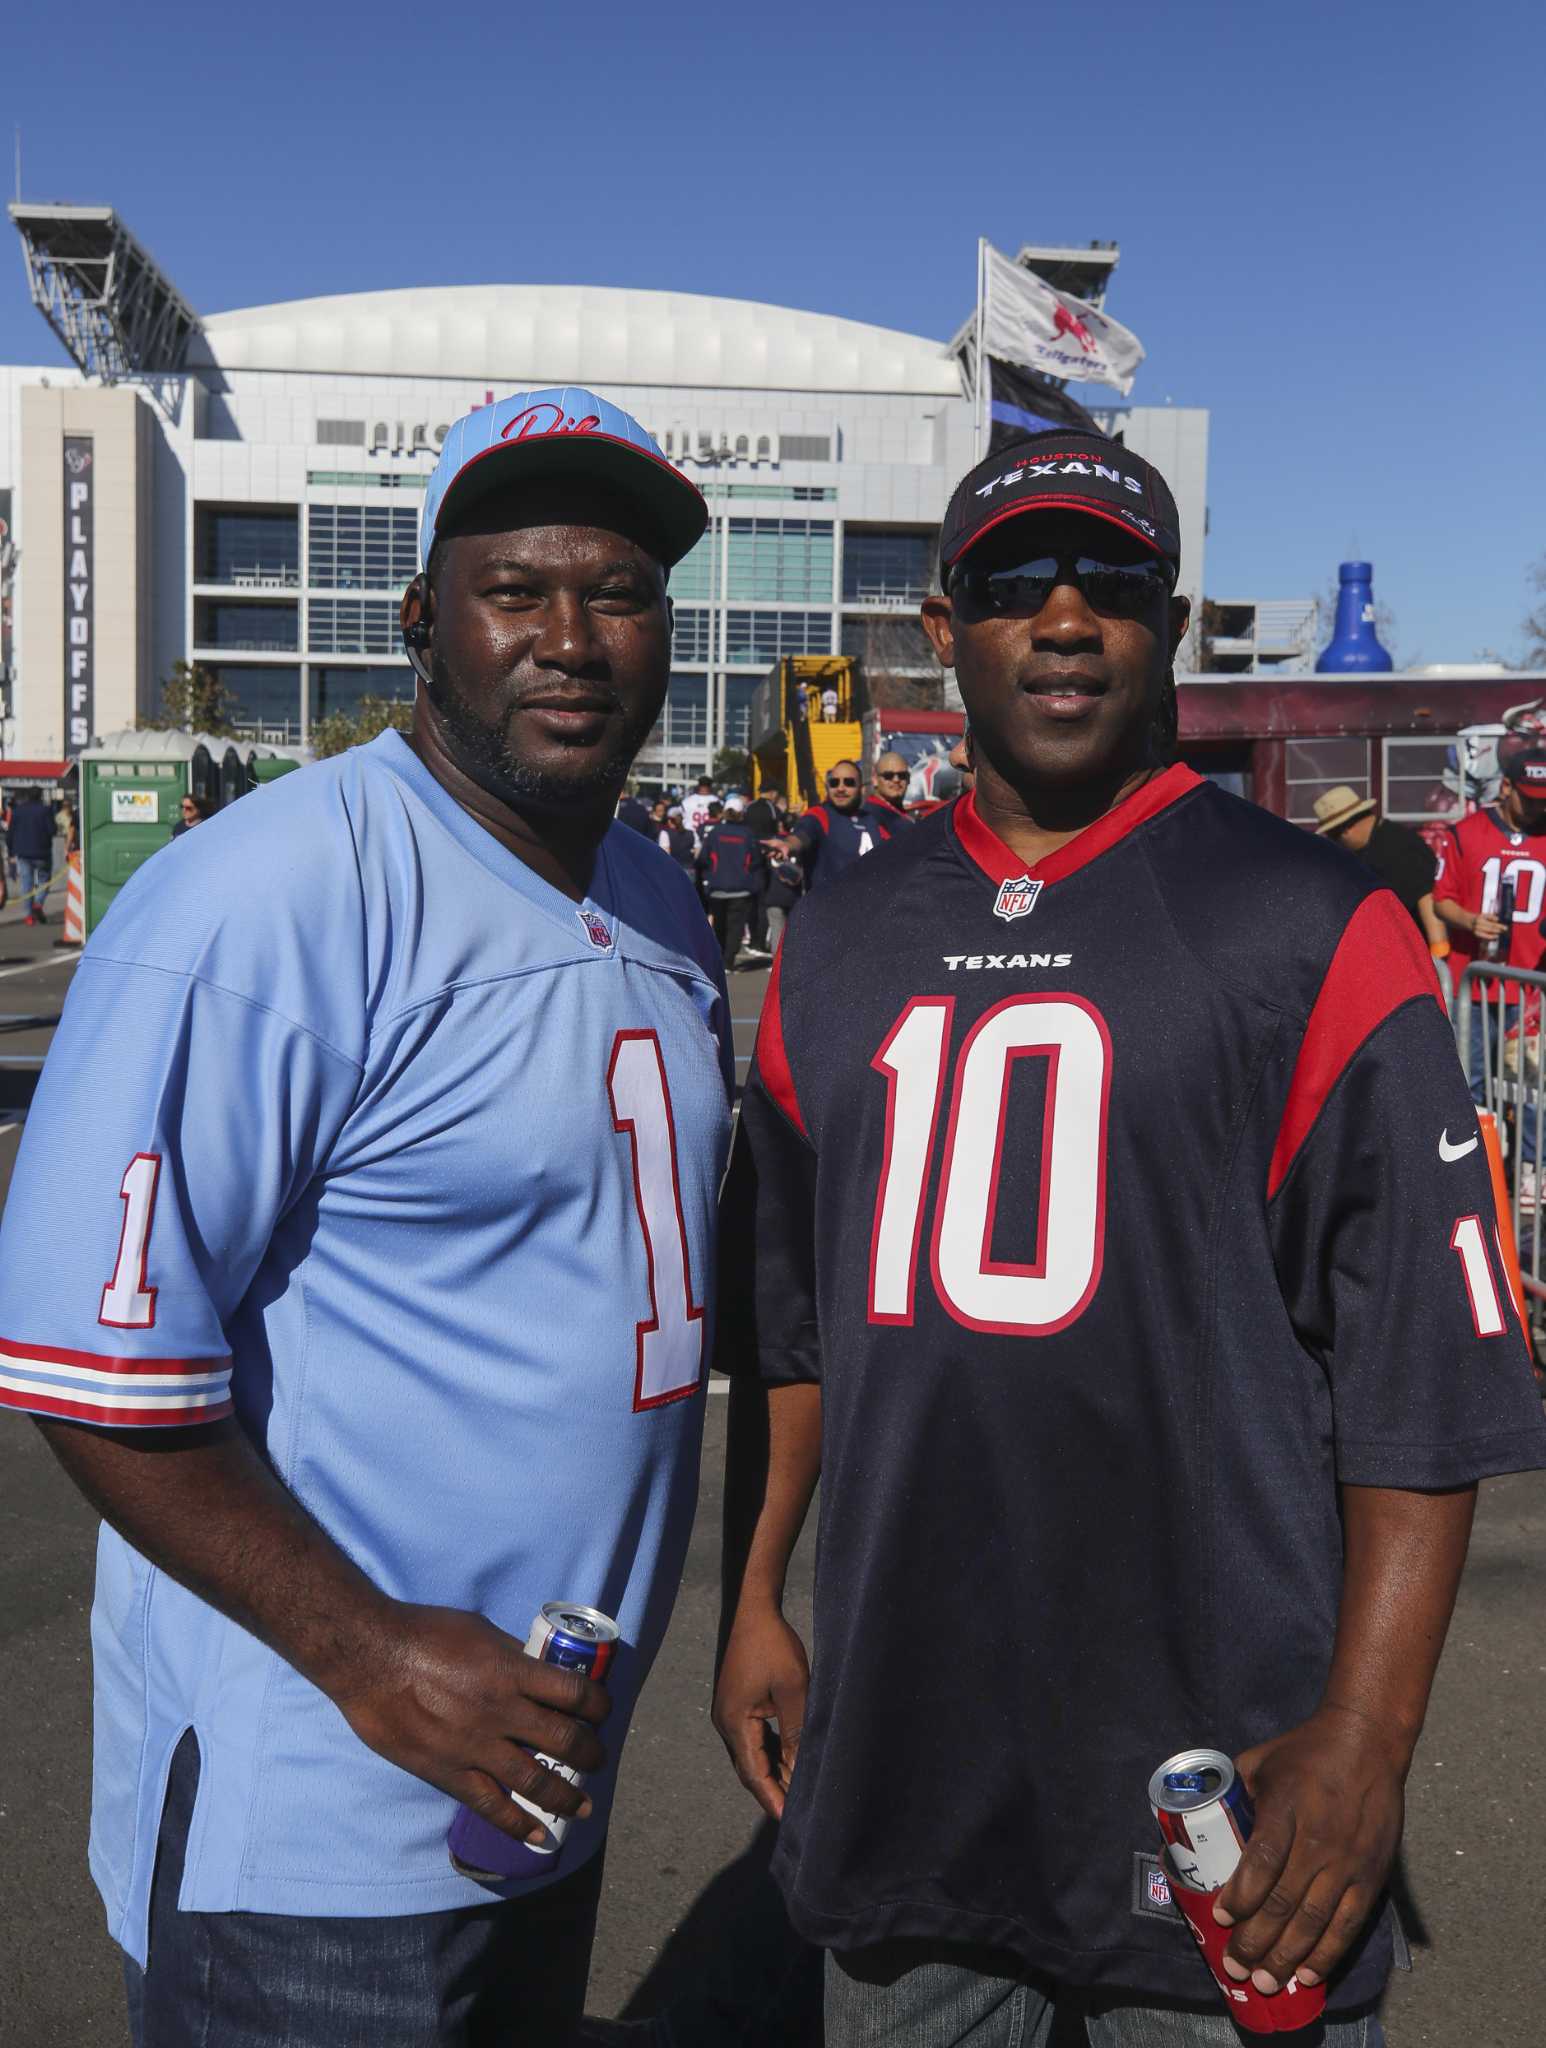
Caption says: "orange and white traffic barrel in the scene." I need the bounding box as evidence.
[57,850,84,947]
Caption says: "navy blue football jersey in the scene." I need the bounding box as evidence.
[792,800,894,890]
[720,764,1546,2008]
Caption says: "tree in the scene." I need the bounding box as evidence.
[846,614,943,711]
[712,746,750,787]
[1523,559,1546,669]
[309,695,415,760]
[140,659,240,736]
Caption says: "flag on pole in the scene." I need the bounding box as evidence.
[987,358,1104,454]
[981,242,1145,396]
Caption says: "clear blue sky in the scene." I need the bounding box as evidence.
[4,0,1540,664]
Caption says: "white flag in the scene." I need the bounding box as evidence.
[981,243,1145,397]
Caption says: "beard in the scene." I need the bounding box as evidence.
[425,651,661,811]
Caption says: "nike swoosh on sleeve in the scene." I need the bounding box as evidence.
[1439,1130,1480,1162]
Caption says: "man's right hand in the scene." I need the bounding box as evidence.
[1473,911,1506,942]
[712,1606,809,1820]
[331,1603,612,1843]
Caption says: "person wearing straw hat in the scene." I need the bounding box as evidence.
[1312,785,1445,950]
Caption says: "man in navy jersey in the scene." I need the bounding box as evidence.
[0,388,732,2046]
[713,430,1546,2046]
[785,760,894,892]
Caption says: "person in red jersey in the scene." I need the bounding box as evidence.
[1434,738,1546,1183]
[712,430,1546,2047]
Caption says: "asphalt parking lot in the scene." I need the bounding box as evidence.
[0,920,1542,2045]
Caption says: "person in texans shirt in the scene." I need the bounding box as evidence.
[713,430,1546,2047]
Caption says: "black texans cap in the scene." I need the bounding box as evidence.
[1499,736,1546,792]
[940,430,1182,583]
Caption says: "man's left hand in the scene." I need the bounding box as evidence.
[1212,1705,1406,1994]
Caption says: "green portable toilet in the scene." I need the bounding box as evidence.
[77,729,311,938]
[250,752,303,788]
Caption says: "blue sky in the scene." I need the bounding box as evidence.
[4,0,1540,664]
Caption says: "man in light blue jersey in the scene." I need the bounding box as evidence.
[0,389,731,2046]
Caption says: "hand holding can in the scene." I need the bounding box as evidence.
[449,1603,619,1885]
[1150,1749,1328,2036]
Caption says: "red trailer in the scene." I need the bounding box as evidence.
[1178,672,1546,831]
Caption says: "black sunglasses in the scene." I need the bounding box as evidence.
[953,552,1173,620]
[876,769,908,780]
[827,776,860,788]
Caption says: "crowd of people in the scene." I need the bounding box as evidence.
[612,745,973,970]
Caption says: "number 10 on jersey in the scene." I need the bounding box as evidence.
[868,995,1111,1335]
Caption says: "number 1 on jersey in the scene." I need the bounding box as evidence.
[99,1153,161,1328]
[608,1030,705,1410]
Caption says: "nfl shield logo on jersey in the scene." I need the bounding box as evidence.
[577,909,614,951]
[993,875,1042,923]
[1146,1864,1173,1911]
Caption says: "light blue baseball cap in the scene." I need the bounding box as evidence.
[420,386,708,571]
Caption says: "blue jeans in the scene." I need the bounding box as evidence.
[16,855,50,920]
[825,1942,1385,2048]
[124,1730,605,2047]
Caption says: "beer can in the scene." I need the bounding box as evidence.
[1148,1747,1254,1894]
[447,1602,619,1884]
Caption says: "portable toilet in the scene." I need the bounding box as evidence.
[77,729,308,937]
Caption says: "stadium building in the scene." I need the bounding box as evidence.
[0,208,1208,784]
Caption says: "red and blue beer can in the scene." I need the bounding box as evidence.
[447,1602,619,1885]
[1149,1748,1255,1892]
[1149,1747,1326,2035]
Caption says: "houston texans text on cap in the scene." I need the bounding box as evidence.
[940,430,1181,582]
[1501,739,1546,793]
[421,387,709,570]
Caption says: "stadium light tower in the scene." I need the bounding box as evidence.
[7,204,200,417]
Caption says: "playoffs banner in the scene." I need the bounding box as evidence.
[63,437,94,752]
[988,358,1105,455]
[982,243,1145,396]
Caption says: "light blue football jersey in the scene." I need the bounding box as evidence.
[0,732,733,1964]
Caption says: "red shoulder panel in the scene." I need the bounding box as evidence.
[1267,890,1445,1200]
[753,948,808,1137]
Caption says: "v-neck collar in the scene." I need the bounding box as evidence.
[950,762,1203,889]
[372,730,620,953]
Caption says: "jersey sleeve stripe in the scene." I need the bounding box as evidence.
[1267,889,1445,1201]
[752,949,808,1137]
[0,1381,234,1428]
[0,1334,232,1376]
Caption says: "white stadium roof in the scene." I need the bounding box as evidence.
[193,284,965,398]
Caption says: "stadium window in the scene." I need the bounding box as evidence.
[664,673,708,747]
[308,505,419,591]
[310,665,415,722]
[723,675,762,749]
[195,600,299,652]
[779,436,832,463]
[725,520,834,605]
[672,608,715,664]
[756,436,771,458]
[205,665,302,735]
[724,610,833,661]
[197,506,300,587]
[308,598,401,656]
[670,533,719,604]
[842,529,935,606]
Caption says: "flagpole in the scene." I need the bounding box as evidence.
[973,237,987,463]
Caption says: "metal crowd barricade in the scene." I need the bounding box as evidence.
[1454,962,1546,1342]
